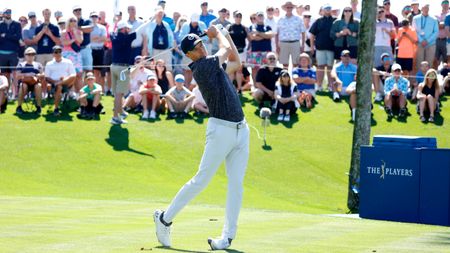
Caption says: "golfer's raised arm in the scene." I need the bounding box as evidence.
[224,27,242,74]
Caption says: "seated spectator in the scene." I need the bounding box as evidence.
[78,72,103,119]
[252,52,282,109]
[417,69,440,123]
[124,56,154,112]
[292,53,316,108]
[155,59,175,94]
[139,73,162,120]
[192,85,209,115]
[44,46,77,116]
[15,47,44,115]
[330,50,357,101]
[372,53,393,102]
[395,19,417,83]
[275,70,299,122]
[165,74,195,119]
[0,75,8,113]
[384,63,409,118]
[414,61,430,100]
[440,63,450,94]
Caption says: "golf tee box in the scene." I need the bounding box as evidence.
[360,135,450,226]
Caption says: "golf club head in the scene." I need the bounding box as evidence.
[260,107,272,118]
[119,69,128,82]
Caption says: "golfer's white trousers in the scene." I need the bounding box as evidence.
[164,117,250,239]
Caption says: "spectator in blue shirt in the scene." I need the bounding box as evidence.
[330,50,357,101]
[384,63,409,118]
[199,2,216,27]
[292,53,316,108]
[412,4,438,71]
[413,61,430,100]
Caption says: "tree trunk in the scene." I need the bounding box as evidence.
[347,0,378,212]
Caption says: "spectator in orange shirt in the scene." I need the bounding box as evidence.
[395,19,418,81]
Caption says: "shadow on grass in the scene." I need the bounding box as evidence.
[268,113,299,129]
[16,111,41,121]
[153,246,245,253]
[105,125,155,158]
[43,111,74,122]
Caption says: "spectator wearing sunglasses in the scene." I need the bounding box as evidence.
[384,63,409,119]
[330,7,359,63]
[372,53,393,102]
[252,52,282,110]
[374,6,396,68]
[22,12,38,51]
[412,4,438,72]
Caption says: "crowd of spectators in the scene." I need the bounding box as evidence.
[0,0,449,124]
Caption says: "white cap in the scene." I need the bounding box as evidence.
[392,63,402,71]
[147,73,157,80]
[117,21,131,30]
[175,74,185,82]
[190,13,200,23]
[72,5,82,11]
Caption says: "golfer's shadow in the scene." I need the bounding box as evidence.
[154,246,244,253]
[105,125,154,158]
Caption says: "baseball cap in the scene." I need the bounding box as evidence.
[158,0,166,5]
[52,45,62,51]
[383,0,390,4]
[134,55,143,62]
[58,18,66,25]
[392,63,402,71]
[3,8,12,15]
[201,2,208,6]
[85,72,95,80]
[90,12,99,17]
[256,11,264,16]
[380,52,390,60]
[175,74,185,83]
[54,11,63,18]
[219,8,228,13]
[443,0,449,4]
[322,3,332,10]
[117,21,131,30]
[280,69,290,77]
[411,0,419,5]
[299,52,311,62]
[72,5,82,11]
[341,50,351,57]
[24,47,36,55]
[190,13,200,23]
[180,34,203,54]
[28,11,36,18]
[147,73,157,80]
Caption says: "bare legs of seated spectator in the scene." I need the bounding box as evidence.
[53,76,76,113]
[384,93,407,118]
[17,83,42,114]
[166,95,194,118]
[142,94,161,119]
[298,91,313,109]
[418,94,436,123]
[0,76,8,113]
[193,102,209,115]
[346,82,357,121]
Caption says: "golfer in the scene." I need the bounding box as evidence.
[154,25,249,250]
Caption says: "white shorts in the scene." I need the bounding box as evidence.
[239,52,247,63]
[316,50,334,66]
[446,43,450,56]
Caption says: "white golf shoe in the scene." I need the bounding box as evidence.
[154,210,171,247]
[208,237,232,250]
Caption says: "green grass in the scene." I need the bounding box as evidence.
[0,92,449,252]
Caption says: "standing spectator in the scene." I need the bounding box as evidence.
[384,0,399,27]
[350,0,361,20]
[396,19,417,84]
[99,11,113,96]
[157,0,175,31]
[275,70,298,122]
[374,6,396,67]
[78,72,103,119]
[410,0,421,18]
[252,52,282,109]
[173,12,181,26]
[330,50,357,101]
[15,47,44,114]
[22,12,38,51]
[292,53,316,109]
[402,5,413,21]
[90,12,107,89]
[143,7,175,71]
[139,72,162,120]
[73,5,94,87]
[18,16,28,61]
[417,69,440,123]
[110,21,136,125]
[0,8,22,98]
[165,74,195,119]
[173,16,188,75]
[412,4,438,72]
[309,4,336,91]
[330,6,359,63]
[264,6,278,52]
[60,16,83,91]
[0,75,8,113]
[302,12,314,64]
[384,63,409,118]
[179,14,208,86]
[227,11,250,94]
[44,45,77,116]
[372,53,393,102]
[57,18,66,33]
[248,12,274,83]
[276,1,305,69]
[54,11,63,23]
[127,5,144,63]
[125,56,153,112]
[210,8,232,54]
[199,2,216,27]
[435,0,449,69]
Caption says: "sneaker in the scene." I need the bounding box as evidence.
[53,108,61,116]
[399,108,406,118]
[110,117,127,125]
[420,115,426,123]
[149,110,157,119]
[120,111,128,119]
[428,116,434,123]
[385,108,393,118]
[333,92,340,101]
[35,106,41,115]
[208,237,232,250]
[374,92,383,102]
[142,110,149,120]
[277,114,284,121]
[154,210,171,247]
[284,114,290,122]
[351,108,356,122]
[106,90,112,96]
[167,112,177,119]
[16,106,24,115]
